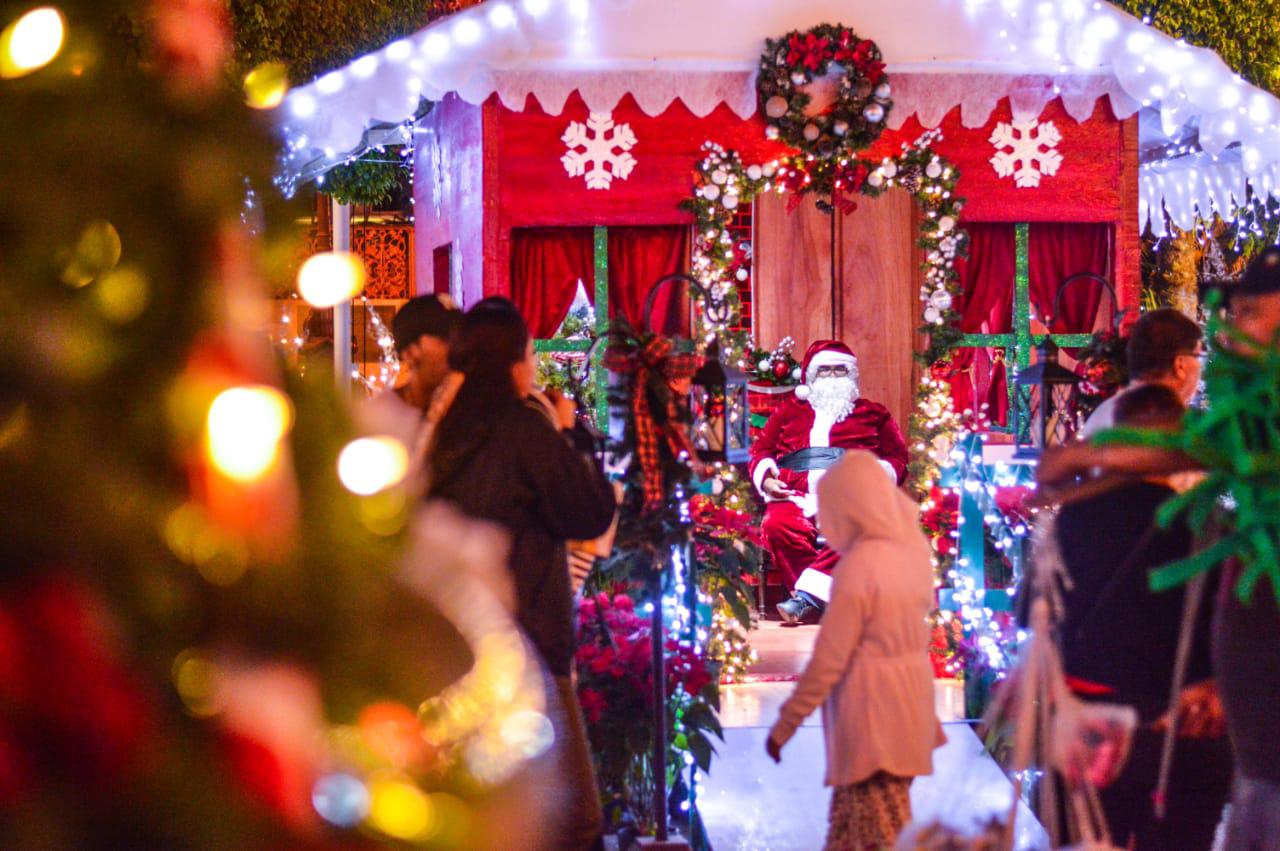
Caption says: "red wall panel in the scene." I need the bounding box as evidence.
[463,89,1135,307]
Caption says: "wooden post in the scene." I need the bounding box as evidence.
[331,198,353,396]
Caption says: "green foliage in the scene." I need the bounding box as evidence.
[227,0,455,84]
[0,5,493,844]
[228,0,454,205]
[536,304,602,425]
[1106,1,1280,94]
[317,147,409,207]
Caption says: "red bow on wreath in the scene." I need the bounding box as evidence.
[604,336,702,513]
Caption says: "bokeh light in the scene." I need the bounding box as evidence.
[367,775,435,841]
[0,7,64,79]
[172,649,221,718]
[358,701,429,767]
[93,264,149,323]
[297,251,365,307]
[312,773,370,828]
[60,220,121,288]
[499,709,554,758]
[243,61,288,109]
[337,436,409,495]
[206,385,292,482]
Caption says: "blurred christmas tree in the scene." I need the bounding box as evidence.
[0,2,552,847]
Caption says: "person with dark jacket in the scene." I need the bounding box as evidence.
[1055,384,1231,850]
[427,304,615,851]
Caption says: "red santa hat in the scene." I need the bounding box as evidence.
[794,340,857,401]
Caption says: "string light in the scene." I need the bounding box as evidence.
[205,386,292,482]
[297,251,366,307]
[0,6,64,79]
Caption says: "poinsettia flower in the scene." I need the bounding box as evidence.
[578,688,607,724]
[786,33,832,71]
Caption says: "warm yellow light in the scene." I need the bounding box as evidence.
[206,386,292,482]
[243,61,288,109]
[297,251,365,307]
[337,436,409,495]
[0,7,64,78]
[367,776,435,840]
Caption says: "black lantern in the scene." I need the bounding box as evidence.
[642,274,752,465]
[1013,337,1081,459]
[690,340,751,464]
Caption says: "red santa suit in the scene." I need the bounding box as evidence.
[750,341,909,603]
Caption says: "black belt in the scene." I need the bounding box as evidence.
[778,447,846,472]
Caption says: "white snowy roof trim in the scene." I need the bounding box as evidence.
[275,0,1280,219]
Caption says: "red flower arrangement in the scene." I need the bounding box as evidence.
[574,592,721,804]
[690,494,762,546]
[920,487,959,557]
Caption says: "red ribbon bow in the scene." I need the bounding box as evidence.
[605,337,702,512]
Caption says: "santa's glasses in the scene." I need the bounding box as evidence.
[814,364,851,377]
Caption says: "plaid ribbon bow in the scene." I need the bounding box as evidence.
[605,336,702,513]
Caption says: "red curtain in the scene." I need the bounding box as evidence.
[949,223,1017,424]
[606,225,689,335]
[948,222,1114,426]
[509,226,594,338]
[1027,222,1113,334]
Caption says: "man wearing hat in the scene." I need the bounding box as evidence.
[357,294,462,492]
[750,340,909,624]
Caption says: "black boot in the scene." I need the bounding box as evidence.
[776,591,823,625]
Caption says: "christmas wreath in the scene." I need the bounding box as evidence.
[757,23,893,160]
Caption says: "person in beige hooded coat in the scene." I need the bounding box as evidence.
[766,450,944,850]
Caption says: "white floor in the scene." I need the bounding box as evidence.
[698,623,1048,850]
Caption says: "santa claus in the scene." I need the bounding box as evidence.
[751,340,909,624]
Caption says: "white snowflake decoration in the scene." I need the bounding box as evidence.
[989,119,1063,188]
[561,111,637,190]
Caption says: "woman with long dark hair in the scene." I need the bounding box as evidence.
[428,302,615,850]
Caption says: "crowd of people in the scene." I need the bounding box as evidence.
[375,246,1280,851]
[1035,248,1280,851]
[368,294,616,850]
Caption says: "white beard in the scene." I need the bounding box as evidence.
[807,375,858,422]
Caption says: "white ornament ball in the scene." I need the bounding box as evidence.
[938,215,956,232]
[790,71,808,86]
[762,161,778,177]
[711,169,728,185]
[833,119,849,136]
[791,366,802,380]
[758,358,771,372]
[930,290,953,310]
[723,194,740,210]
[925,161,943,179]
[702,184,721,201]
[803,123,821,142]
[746,164,763,181]
[867,171,884,188]
[862,102,885,123]
[736,268,749,282]
[711,478,725,496]
[924,306,942,324]
[874,81,892,101]
[882,161,898,178]
[764,96,789,119]
[765,124,780,140]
